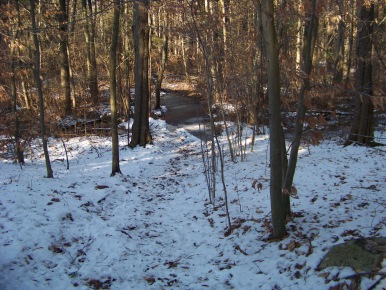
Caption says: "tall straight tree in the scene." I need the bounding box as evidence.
[8,0,24,164]
[130,0,152,147]
[29,0,53,178]
[284,0,319,196]
[58,0,72,115]
[258,0,286,238]
[82,0,98,104]
[110,0,122,176]
[346,3,375,145]
[154,11,168,111]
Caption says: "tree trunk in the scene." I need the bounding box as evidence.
[110,0,122,176]
[345,3,375,146]
[21,79,31,110]
[30,0,53,178]
[345,0,356,87]
[9,0,24,165]
[284,0,319,198]
[333,1,345,83]
[88,0,98,104]
[123,2,132,147]
[259,0,286,239]
[154,30,168,110]
[82,0,98,103]
[58,0,72,115]
[130,0,152,148]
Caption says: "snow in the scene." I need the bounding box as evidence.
[0,119,385,290]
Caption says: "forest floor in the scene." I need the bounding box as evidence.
[0,110,386,289]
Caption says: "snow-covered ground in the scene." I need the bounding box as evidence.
[0,119,385,289]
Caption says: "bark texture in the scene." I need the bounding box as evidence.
[130,0,152,148]
[346,4,375,145]
[259,0,286,239]
[30,0,53,178]
[110,0,121,176]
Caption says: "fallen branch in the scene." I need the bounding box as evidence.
[341,272,386,280]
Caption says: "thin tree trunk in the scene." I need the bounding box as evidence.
[259,0,286,239]
[88,0,98,104]
[69,0,77,34]
[154,30,168,110]
[30,0,53,178]
[82,0,98,103]
[110,0,122,176]
[124,3,131,147]
[345,0,356,87]
[295,3,303,71]
[9,0,24,165]
[284,0,319,196]
[21,79,31,110]
[333,2,345,83]
[190,1,217,201]
[58,0,72,115]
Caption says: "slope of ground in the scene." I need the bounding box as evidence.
[0,119,385,289]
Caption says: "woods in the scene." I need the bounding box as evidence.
[0,1,386,289]
[0,0,385,238]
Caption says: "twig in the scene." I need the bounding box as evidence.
[341,272,386,280]
[60,136,69,170]
[234,245,248,256]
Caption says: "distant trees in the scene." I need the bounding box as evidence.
[0,0,384,229]
[81,0,99,104]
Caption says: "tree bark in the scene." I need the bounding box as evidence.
[259,0,286,239]
[154,29,168,110]
[284,0,319,197]
[30,0,53,178]
[110,0,122,176]
[8,0,24,165]
[123,2,131,146]
[58,0,72,115]
[333,0,345,83]
[82,0,98,103]
[345,3,375,146]
[130,0,152,148]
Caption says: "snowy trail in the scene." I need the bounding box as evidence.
[1,119,385,290]
[0,122,233,289]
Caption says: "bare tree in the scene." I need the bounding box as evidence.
[30,0,53,178]
[258,0,286,239]
[110,0,122,176]
[7,0,24,164]
[82,0,99,103]
[154,11,168,110]
[345,3,375,146]
[284,0,319,197]
[58,0,72,115]
[130,0,152,147]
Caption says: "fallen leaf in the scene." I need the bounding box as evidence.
[48,244,64,254]
[143,276,155,285]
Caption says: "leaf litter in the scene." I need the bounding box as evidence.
[0,119,385,289]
